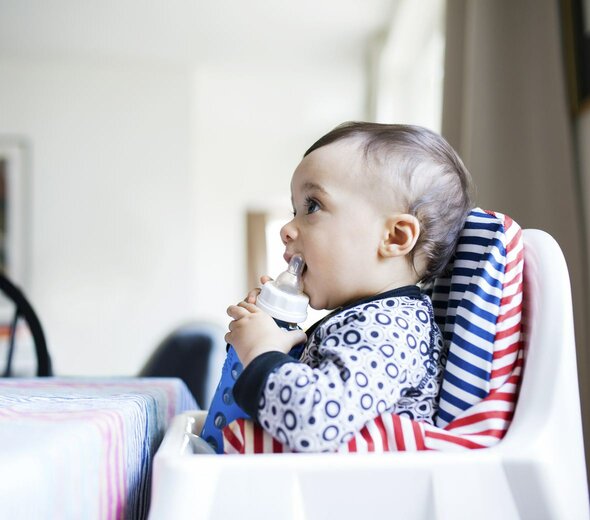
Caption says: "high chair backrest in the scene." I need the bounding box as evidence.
[497,228,588,518]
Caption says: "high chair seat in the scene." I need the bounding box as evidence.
[224,209,525,453]
[148,219,589,520]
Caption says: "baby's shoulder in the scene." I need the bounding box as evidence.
[314,295,430,340]
[350,294,430,319]
[302,295,436,364]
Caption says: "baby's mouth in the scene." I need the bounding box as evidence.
[301,265,309,295]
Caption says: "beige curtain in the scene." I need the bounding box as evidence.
[442,0,589,472]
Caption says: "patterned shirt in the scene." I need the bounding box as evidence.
[233,285,445,452]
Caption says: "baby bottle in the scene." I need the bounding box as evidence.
[200,254,309,453]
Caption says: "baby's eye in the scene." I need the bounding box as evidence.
[305,197,320,215]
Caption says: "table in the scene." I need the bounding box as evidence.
[0,378,197,519]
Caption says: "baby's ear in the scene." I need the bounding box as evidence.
[378,214,420,258]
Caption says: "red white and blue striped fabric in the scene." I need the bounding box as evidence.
[224,209,524,454]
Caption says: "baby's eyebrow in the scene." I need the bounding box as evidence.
[301,181,328,195]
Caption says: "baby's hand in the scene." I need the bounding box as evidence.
[245,275,273,304]
[225,302,307,367]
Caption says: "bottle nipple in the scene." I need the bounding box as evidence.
[256,254,309,324]
[274,254,305,294]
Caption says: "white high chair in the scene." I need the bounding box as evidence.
[148,230,589,520]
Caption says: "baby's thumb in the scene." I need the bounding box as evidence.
[286,329,307,347]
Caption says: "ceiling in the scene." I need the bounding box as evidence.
[0,0,396,67]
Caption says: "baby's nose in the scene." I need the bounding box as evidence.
[280,219,297,245]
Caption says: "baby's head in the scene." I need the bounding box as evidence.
[281,122,473,310]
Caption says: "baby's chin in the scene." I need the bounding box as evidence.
[308,295,338,312]
[306,293,325,311]
[306,295,320,310]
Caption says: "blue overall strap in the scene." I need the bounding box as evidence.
[200,346,246,453]
[201,335,304,453]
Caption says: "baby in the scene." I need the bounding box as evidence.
[226,122,473,452]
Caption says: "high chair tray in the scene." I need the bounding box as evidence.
[148,408,585,520]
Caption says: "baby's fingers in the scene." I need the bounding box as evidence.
[245,275,273,303]
[245,288,261,304]
[237,301,259,313]
[227,304,250,320]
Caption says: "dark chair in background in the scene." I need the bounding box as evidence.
[140,323,223,409]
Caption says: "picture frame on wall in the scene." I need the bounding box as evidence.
[562,0,590,113]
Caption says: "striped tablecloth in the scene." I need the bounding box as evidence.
[0,378,198,520]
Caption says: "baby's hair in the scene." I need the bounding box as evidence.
[304,122,474,284]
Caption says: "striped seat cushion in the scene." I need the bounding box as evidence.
[223,209,524,453]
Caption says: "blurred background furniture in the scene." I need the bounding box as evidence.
[140,322,226,410]
[0,272,52,378]
[0,275,205,519]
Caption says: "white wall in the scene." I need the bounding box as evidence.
[191,61,367,326]
[372,0,446,131]
[0,56,198,375]
[0,55,367,376]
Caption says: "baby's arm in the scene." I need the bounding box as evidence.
[233,308,432,452]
